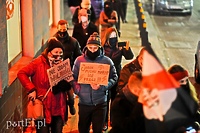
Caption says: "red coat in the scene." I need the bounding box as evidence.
[17,54,67,124]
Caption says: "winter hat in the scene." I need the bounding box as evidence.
[46,37,64,53]
[168,64,189,81]
[81,0,91,9]
[86,32,101,46]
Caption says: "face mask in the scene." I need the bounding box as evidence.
[81,16,88,23]
[48,53,63,67]
[109,37,117,48]
[104,6,112,18]
[86,48,100,60]
[58,31,69,39]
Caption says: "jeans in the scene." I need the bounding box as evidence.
[78,102,107,133]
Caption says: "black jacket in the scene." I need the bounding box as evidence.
[117,58,142,92]
[103,45,133,76]
[72,6,96,25]
[72,22,98,51]
[109,86,145,133]
[54,33,82,67]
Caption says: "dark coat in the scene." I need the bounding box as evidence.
[54,33,82,67]
[103,44,133,76]
[109,86,145,133]
[72,6,96,25]
[72,22,98,51]
[117,58,142,92]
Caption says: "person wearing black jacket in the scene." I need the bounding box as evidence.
[72,0,96,25]
[109,71,145,133]
[117,47,145,92]
[72,8,99,51]
[54,19,82,118]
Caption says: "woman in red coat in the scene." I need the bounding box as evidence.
[17,37,71,133]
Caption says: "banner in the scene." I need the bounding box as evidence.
[47,59,73,87]
[78,63,110,85]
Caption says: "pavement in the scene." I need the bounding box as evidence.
[62,0,165,133]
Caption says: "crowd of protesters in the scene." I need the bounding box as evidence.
[17,0,200,133]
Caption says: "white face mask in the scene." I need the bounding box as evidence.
[81,16,88,23]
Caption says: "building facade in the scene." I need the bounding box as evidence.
[0,0,66,132]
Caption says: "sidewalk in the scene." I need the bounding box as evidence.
[62,0,146,132]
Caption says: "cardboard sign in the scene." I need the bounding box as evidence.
[78,63,110,85]
[47,59,73,87]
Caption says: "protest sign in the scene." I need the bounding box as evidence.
[78,63,110,85]
[47,59,73,87]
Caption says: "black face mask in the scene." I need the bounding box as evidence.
[86,49,100,60]
[104,6,112,18]
[109,37,117,48]
[58,31,69,39]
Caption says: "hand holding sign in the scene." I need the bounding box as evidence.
[47,59,74,87]
[78,63,110,85]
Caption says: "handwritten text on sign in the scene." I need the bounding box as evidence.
[78,63,110,85]
[47,59,73,87]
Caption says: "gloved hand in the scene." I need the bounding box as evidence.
[52,80,71,94]
[28,90,36,101]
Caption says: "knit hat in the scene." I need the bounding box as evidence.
[168,64,189,81]
[46,37,64,53]
[81,0,91,9]
[87,32,101,46]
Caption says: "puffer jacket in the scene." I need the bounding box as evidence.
[72,47,118,105]
[17,53,68,124]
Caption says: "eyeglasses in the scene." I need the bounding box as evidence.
[179,76,188,85]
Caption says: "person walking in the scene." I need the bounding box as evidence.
[91,0,104,30]
[18,38,71,133]
[121,0,128,23]
[101,27,134,130]
[72,0,96,25]
[99,0,118,39]
[54,19,82,118]
[117,47,145,92]
[71,32,118,133]
[109,71,146,133]
[72,8,99,51]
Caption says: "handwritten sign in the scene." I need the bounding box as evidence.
[47,59,73,87]
[78,63,110,85]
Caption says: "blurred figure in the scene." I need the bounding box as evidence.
[121,0,128,23]
[54,19,82,117]
[91,0,104,29]
[117,47,145,92]
[72,8,99,51]
[72,0,96,25]
[108,0,125,37]
[18,38,71,133]
[109,71,145,133]
[67,0,82,15]
[71,32,118,133]
[168,64,199,104]
[101,27,134,130]
[99,0,118,39]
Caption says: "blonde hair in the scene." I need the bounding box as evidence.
[101,27,120,47]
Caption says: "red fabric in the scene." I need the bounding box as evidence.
[170,71,188,81]
[142,70,180,90]
[17,55,67,124]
